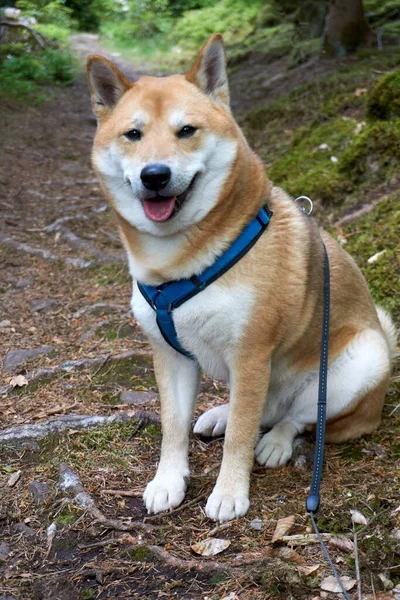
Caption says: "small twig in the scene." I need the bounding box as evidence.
[353,522,362,600]
[370,572,377,599]
[205,521,234,538]
[144,491,208,522]
[102,489,142,498]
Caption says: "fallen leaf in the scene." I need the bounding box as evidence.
[355,87,367,96]
[7,470,21,487]
[298,564,320,576]
[272,515,296,543]
[9,375,28,388]
[191,537,231,557]
[321,575,356,593]
[277,546,305,565]
[46,522,56,555]
[328,536,354,553]
[350,509,368,526]
[368,249,387,264]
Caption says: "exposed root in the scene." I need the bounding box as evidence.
[60,228,125,264]
[0,409,160,445]
[0,349,151,396]
[0,231,92,268]
[58,463,156,534]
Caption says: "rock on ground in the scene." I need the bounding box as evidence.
[3,345,54,373]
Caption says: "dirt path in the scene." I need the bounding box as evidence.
[0,37,399,600]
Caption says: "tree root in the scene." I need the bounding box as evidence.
[59,228,125,264]
[0,231,92,268]
[0,409,160,446]
[0,349,151,396]
[58,463,156,534]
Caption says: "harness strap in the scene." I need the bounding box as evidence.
[137,203,272,359]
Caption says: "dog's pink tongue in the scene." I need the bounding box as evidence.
[143,197,176,222]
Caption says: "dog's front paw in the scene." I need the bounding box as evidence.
[205,487,250,522]
[193,404,229,437]
[255,431,293,468]
[143,472,187,514]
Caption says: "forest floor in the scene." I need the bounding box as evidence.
[0,35,399,600]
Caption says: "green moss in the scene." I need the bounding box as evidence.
[367,69,400,120]
[340,119,400,182]
[142,424,162,440]
[269,118,355,203]
[342,192,400,322]
[56,506,80,526]
[91,263,130,286]
[130,545,153,561]
[80,589,96,600]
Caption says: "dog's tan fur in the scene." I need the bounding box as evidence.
[87,35,396,521]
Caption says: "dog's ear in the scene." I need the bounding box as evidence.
[87,55,132,119]
[186,34,229,107]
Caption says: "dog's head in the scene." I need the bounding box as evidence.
[87,35,239,236]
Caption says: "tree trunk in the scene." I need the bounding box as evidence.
[322,0,374,57]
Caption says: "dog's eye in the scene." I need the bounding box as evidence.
[124,129,142,141]
[177,125,197,139]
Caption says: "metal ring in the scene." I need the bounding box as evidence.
[295,196,313,216]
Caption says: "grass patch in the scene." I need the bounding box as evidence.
[91,263,131,287]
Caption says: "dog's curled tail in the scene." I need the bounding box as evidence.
[376,305,398,362]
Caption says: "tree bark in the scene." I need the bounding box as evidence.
[322,0,374,57]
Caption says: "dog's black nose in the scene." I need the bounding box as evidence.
[140,164,171,191]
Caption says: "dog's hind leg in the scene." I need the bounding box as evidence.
[194,403,229,437]
[255,420,305,467]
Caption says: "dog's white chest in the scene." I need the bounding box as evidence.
[131,282,255,381]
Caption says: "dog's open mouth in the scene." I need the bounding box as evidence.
[143,174,198,222]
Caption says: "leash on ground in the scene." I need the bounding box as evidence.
[296,197,352,600]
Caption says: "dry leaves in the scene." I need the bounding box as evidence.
[298,564,320,576]
[350,508,368,525]
[328,536,354,553]
[9,374,28,388]
[321,575,356,593]
[191,537,231,557]
[271,515,296,543]
[7,470,21,487]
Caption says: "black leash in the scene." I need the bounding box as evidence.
[295,197,351,598]
[306,240,351,600]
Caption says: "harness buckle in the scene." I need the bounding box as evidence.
[295,196,313,216]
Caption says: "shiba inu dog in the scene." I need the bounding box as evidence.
[87,35,396,522]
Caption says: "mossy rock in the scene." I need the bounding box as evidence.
[341,192,400,323]
[339,119,400,182]
[366,69,400,121]
[268,117,356,204]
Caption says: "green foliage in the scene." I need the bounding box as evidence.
[35,23,72,43]
[169,0,262,47]
[340,119,400,182]
[65,0,123,32]
[16,0,74,29]
[366,69,400,121]
[101,0,172,42]
[0,49,75,101]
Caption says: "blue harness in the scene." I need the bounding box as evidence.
[137,203,272,359]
